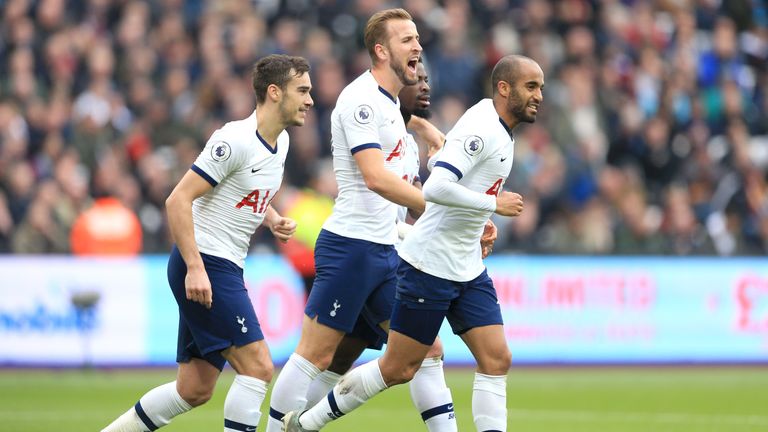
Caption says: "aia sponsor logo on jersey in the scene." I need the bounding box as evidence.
[236,189,272,213]
[386,138,404,161]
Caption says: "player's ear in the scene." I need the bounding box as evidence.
[497,80,510,98]
[267,83,282,102]
[374,43,388,63]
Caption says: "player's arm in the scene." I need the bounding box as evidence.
[354,148,426,214]
[423,168,523,216]
[422,167,495,211]
[264,205,297,243]
[407,178,423,220]
[407,115,444,158]
[165,170,214,308]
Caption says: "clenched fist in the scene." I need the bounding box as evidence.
[494,191,524,217]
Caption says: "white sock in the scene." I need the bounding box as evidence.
[224,375,268,432]
[266,353,320,432]
[472,373,507,432]
[102,381,193,432]
[100,407,148,432]
[409,358,457,432]
[300,359,387,430]
[306,370,342,407]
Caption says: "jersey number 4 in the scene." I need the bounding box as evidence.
[236,190,272,213]
[485,179,502,196]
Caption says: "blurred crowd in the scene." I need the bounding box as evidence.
[0,0,766,256]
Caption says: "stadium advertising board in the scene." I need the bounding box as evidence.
[1,256,766,366]
[0,257,149,366]
[482,256,768,364]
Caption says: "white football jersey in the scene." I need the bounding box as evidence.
[322,71,409,245]
[397,134,421,223]
[398,99,514,281]
[191,111,289,267]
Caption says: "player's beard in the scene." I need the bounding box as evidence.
[509,89,536,123]
[412,105,431,119]
[390,58,418,86]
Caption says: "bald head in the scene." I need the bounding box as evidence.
[491,55,538,95]
[491,54,544,127]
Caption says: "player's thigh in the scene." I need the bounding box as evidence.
[459,324,511,375]
[176,358,221,406]
[295,314,346,368]
[222,339,274,382]
[378,320,390,332]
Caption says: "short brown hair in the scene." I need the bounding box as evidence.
[363,8,413,61]
[252,54,310,105]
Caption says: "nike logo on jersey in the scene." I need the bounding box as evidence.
[501,156,508,162]
[251,167,261,173]
[390,118,396,124]
[245,427,256,431]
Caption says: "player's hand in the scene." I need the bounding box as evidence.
[270,217,297,243]
[186,266,213,309]
[481,219,497,258]
[495,191,524,217]
[408,116,445,158]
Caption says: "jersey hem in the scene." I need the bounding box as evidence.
[321,225,396,246]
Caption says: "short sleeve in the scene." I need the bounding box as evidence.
[432,131,490,181]
[191,132,245,186]
[339,99,383,155]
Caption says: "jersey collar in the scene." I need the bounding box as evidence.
[378,86,397,104]
[256,130,278,154]
[498,117,514,139]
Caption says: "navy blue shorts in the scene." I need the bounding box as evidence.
[167,246,264,370]
[304,229,398,350]
[390,259,503,345]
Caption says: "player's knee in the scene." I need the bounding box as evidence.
[382,358,421,385]
[251,357,275,382]
[179,385,214,407]
[307,350,335,372]
[478,348,511,375]
[235,355,274,382]
[398,362,421,384]
[296,339,338,371]
[259,360,275,382]
[497,349,512,371]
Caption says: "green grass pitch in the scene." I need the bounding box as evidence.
[1,367,766,431]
